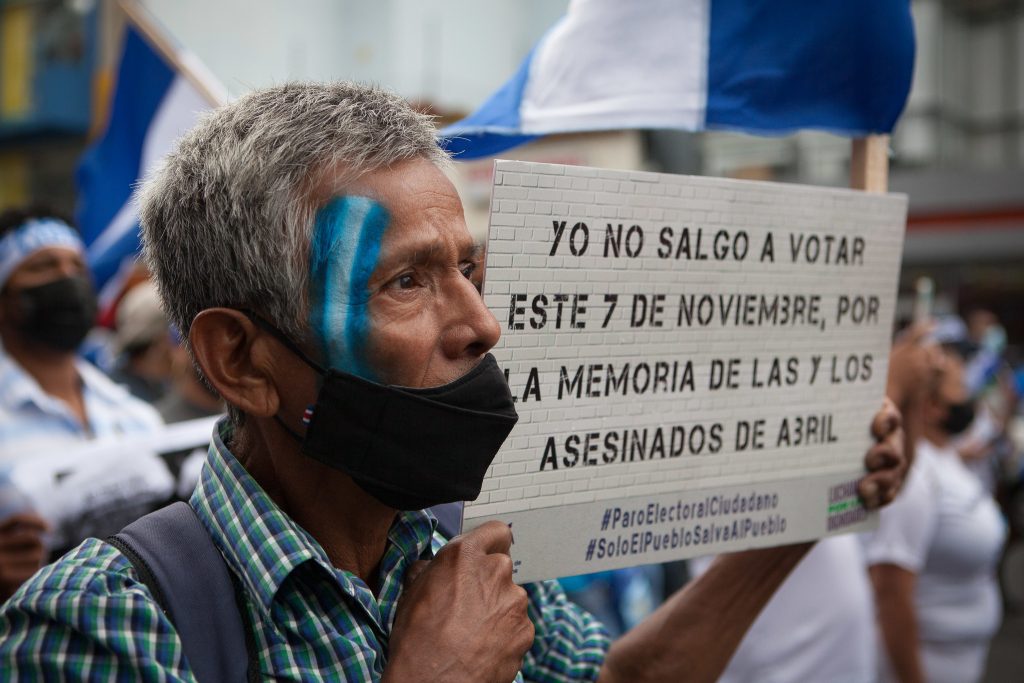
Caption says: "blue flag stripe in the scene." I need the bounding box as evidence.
[440,44,543,158]
[705,0,915,135]
[76,26,175,283]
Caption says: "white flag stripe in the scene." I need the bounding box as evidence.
[519,0,709,134]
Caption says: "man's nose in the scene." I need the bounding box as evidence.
[56,256,83,279]
[441,272,501,359]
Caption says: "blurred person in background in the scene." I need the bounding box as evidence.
[865,350,1007,683]
[155,323,226,500]
[107,280,174,403]
[0,207,163,599]
[955,310,1019,494]
[154,324,224,424]
[681,327,935,683]
[559,565,664,638]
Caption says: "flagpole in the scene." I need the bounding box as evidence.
[115,0,227,107]
[850,135,889,193]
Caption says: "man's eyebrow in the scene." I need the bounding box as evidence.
[378,239,483,270]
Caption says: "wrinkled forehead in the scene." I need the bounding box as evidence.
[308,159,470,261]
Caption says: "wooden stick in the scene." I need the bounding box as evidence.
[116,0,227,106]
[850,135,889,193]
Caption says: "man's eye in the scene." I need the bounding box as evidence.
[461,262,483,293]
[394,273,417,290]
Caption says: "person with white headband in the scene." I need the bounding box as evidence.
[0,207,162,599]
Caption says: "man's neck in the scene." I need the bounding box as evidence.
[235,419,397,590]
[921,424,949,449]
[2,333,84,416]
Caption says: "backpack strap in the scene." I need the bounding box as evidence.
[107,502,259,683]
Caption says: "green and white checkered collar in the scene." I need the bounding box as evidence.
[190,418,438,619]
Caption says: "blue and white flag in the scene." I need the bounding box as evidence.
[76,22,225,294]
[441,0,915,159]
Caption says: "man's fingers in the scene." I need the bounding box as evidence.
[870,398,901,441]
[0,513,49,534]
[858,469,902,510]
[864,442,903,473]
[0,527,46,551]
[459,520,514,555]
[0,557,44,577]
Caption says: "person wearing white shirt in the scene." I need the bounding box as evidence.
[682,327,942,683]
[864,351,1006,683]
[689,535,876,683]
[0,207,162,599]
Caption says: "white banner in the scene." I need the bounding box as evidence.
[0,416,218,549]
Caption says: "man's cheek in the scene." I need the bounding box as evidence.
[307,195,390,380]
[363,313,438,386]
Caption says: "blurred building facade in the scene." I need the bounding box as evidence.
[0,0,95,214]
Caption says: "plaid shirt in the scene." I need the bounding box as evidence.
[0,420,610,681]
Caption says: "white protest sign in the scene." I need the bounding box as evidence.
[466,161,907,583]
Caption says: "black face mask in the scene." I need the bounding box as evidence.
[249,314,519,511]
[10,276,98,352]
[941,400,975,436]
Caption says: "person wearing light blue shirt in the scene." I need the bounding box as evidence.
[0,207,162,598]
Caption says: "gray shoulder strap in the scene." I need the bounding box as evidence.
[107,502,258,682]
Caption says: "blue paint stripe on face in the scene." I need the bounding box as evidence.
[344,202,389,378]
[308,196,390,380]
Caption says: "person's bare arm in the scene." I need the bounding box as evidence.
[599,542,811,683]
[869,563,925,683]
[598,400,905,682]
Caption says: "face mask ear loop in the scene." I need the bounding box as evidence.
[237,309,328,375]
[274,415,306,443]
[237,309,326,437]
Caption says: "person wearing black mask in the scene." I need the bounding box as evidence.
[0,207,163,599]
[865,350,1007,683]
[0,85,905,682]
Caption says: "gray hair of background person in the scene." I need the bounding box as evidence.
[137,82,448,422]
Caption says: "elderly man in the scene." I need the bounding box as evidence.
[0,83,904,681]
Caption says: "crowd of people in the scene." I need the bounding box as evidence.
[0,81,1017,681]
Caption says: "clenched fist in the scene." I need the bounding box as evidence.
[385,521,534,683]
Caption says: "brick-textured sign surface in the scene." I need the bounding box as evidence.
[466,160,907,583]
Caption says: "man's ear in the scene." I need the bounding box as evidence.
[189,308,279,418]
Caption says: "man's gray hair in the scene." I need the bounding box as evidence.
[138,82,447,419]
[140,81,446,340]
